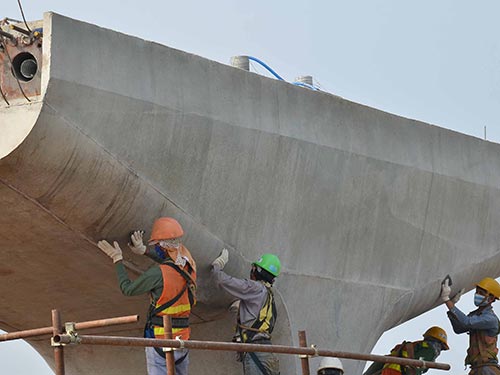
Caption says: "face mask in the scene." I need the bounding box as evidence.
[474,293,488,307]
[159,239,180,250]
[428,341,442,357]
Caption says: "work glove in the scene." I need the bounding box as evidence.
[128,230,146,255]
[451,288,466,304]
[97,240,123,263]
[212,248,229,270]
[440,278,451,302]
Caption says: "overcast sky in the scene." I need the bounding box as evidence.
[2,1,500,374]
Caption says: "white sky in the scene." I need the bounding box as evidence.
[2,1,500,374]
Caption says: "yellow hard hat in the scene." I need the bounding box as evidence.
[423,326,449,350]
[476,278,500,300]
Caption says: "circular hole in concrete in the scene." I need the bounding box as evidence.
[11,52,38,82]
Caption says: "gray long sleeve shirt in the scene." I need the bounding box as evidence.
[212,264,271,341]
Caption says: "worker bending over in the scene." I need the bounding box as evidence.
[363,326,448,375]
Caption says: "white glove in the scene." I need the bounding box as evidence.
[128,231,146,255]
[440,279,451,302]
[97,240,123,263]
[212,248,229,270]
[451,288,466,304]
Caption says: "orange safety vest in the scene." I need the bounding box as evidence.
[382,341,421,375]
[149,260,196,341]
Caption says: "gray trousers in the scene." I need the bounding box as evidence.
[145,347,189,375]
[242,351,280,375]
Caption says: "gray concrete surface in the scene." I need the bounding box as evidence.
[2,12,500,374]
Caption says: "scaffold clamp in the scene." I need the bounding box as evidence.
[175,336,185,349]
[299,344,319,358]
[51,336,65,347]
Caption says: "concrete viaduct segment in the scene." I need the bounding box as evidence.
[1,12,500,374]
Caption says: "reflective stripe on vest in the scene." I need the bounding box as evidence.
[238,283,276,343]
[383,341,425,375]
[152,263,197,340]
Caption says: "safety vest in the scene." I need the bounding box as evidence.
[382,341,426,375]
[148,260,196,341]
[238,282,276,343]
[466,327,500,367]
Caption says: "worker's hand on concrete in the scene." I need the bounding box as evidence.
[440,279,451,302]
[128,230,146,255]
[212,248,229,269]
[97,240,123,263]
[451,288,466,304]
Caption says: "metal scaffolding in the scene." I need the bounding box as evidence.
[0,309,451,375]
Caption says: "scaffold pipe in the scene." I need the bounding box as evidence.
[0,315,139,342]
[53,334,450,371]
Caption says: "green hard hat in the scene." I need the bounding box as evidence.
[253,253,281,277]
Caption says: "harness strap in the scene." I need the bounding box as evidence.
[150,284,188,317]
[149,316,190,329]
[162,261,197,306]
[238,324,266,333]
[471,363,500,369]
[239,285,276,343]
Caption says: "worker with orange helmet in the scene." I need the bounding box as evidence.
[363,326,449,375]
[441,277,500,375]
[211,249,281,375]
[97,217,196,375]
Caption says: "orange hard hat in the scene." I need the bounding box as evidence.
[149,217,184,242]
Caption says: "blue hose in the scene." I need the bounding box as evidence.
[247,56,286,81]
[247,56,319,91]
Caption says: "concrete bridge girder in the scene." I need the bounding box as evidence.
[1,12,500,374]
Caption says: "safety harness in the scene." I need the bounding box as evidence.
[382,341,417,375]
[146,260,196,358]
[237,282,276,343]
[236,282,276,375]
[465,309,500,368]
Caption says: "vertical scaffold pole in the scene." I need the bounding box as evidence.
[298,330,310,375]
[51,309,65,375]
[163,316,175,374]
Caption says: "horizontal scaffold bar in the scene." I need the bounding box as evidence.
[53,334,450,371]
[0,315,139,342]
